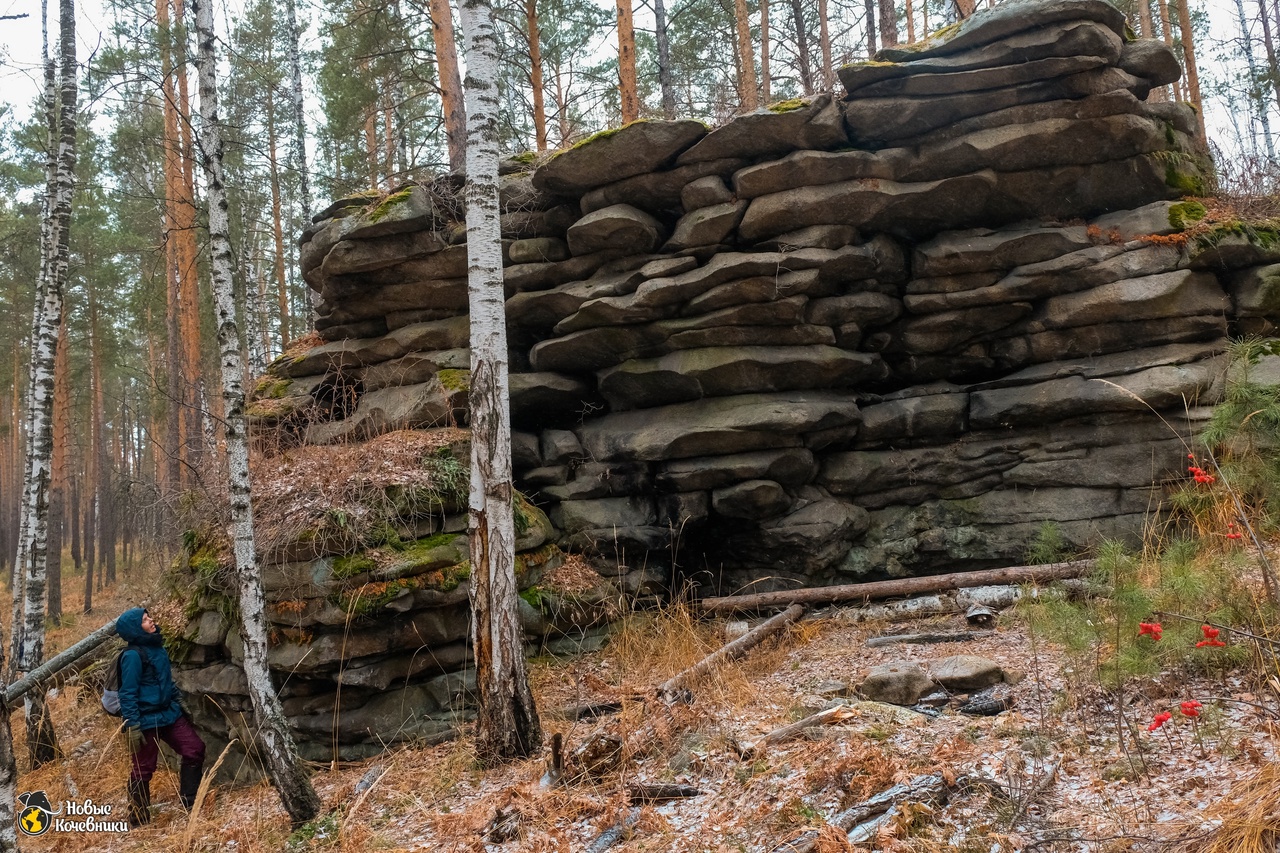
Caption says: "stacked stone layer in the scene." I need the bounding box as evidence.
[188,0,1280,759]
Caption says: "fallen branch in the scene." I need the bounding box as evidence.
[5,620,119,706]
[586,808,641,853]
[736,705,857,758]
[770,773,949,853]
[626,783,700,804]
[866,630,994,647]
[1007,758,1060,827]
[702,561,1096,615]
[657,604,805,700]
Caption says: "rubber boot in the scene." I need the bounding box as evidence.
[179,764,204,811]
[127,779,151,827]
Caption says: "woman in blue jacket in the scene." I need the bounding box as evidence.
[115,607,206,826]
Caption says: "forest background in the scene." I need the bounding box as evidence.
[0,0,1274,619]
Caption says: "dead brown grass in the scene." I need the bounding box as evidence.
[1194,755,1280,853]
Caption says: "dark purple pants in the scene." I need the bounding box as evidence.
[129,715,206,782]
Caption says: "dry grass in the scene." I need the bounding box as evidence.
[1193,755,1280,853]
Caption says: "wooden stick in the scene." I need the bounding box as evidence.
[701,561,1095,615]
[737,705,856,758]
[770,773,948,853]
[657,603,805,700]
[4,619,119,706]
[1007,759,1060,827]
[866,630,994,647]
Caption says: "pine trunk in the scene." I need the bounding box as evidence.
[429,0,467,171]
[879,0,898,46]
[789,0,814,95]
[190,0,322,825]
[456,0,543,766]
[655,0,675,118]
[1156,0,1181,99]
[865,0,877,56]
[1175,0,1206,138]
[525,0,548,149]
[818,0,832,88]
[760,0,770,103]
[733,0,759,110]
[616,0,641,122]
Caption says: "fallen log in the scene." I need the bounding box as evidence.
[736,705,857,758]
[657,603,805,700]
[866,630,994,648]
[770,773,949,853]
[4,619,119,706]
[626,783,700,805]
[701,560,1096,615]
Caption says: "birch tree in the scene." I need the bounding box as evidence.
[456,0,543,765]
[15,0,78,770]
[189,0,322,824]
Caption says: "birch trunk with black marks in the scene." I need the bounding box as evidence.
[457,0,543,765]
[190,0,321,825]
[17,0,77,771]
[1235,0,1275,156]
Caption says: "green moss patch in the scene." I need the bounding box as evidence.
[438,369,470,392]
[1165,161,1207,197]
[1193,219,1280,252]
[366,188,414,223]
[332,553,377,580]
[1168,201,1207,230]
[767,98,809,114]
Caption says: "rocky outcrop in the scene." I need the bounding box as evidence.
[188,0,1280,761]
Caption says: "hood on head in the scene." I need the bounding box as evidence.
[116,607,150,643]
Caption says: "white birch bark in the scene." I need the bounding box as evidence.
[190,0,321,825]
[456,0,542,765]
[1235,0,1276,157]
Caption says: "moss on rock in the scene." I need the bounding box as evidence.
[366,188,414,224]
[1168,201,1207,230]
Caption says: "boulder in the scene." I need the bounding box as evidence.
[577,391,861,462]
[550,496,657,533]
[857,663,936,706]
[914,224,1092,277]
[596,346,884,410]
[509,372,597,427]
[857,390,970,443]
[807,293,903,327]
[928,655,1005,690]
[677,94,847,164]
[840,20,1123,93]
[509,237,570,264]
[732,149,898,200]
[663,201,748,252]
[1118,38,1182,86]
[854,54,1110,99]
[580,158,747,214]
[738,172,998,242]
[655,448,817,491]
[532,120,707,196]
[304,379,460,444]
[711,480,791,519]
[566,204,665,256]
[721,499,870,575]
[873,0,1126,61]
[682,175,735,210]
[319,230,448,278]
[1231,263,1280,320]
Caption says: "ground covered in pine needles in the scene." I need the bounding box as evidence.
[9,541,1280,853]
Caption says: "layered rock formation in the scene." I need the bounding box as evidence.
[174,0,1280,759]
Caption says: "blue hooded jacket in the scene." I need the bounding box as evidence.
[115,608,183,731]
